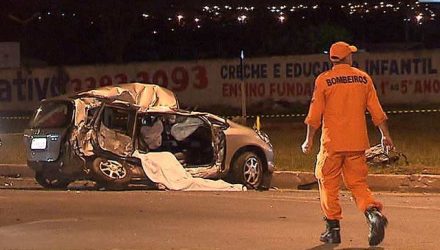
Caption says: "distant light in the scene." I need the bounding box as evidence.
[278,15,286,23]
[194,18,200,23]
[197,25,201,28]
[416,13,423,23]
[177,14,184,22]
[61,13,65,17]
[323,51,329,54]
[153,30,158,34]
[142,13,149,18]
[47,12,51,15]
[203,6,210,11]
[238,15,247,23]
[38,16,42,20]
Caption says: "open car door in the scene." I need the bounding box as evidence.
[205,115,228,173]
[93,104,137,157]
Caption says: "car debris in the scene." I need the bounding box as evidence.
[365,144,409,167]
[297,144,409,190]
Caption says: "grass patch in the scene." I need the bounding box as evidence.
[0,133,27,164]
[260,112,440,174]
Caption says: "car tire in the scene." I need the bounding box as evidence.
[35,170,70,189]
[90,157,132,190]
[231,151,264,189]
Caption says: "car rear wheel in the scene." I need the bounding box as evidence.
[90,157,132,190]
[35,170,70,189]
[231,151,263,189]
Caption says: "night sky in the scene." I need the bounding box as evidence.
[1,0,439,65]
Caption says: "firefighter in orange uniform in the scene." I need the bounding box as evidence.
[302,41,394,246]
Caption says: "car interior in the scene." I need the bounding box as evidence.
[137,113,215,167]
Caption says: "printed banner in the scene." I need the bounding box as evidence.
[0,50,439,111]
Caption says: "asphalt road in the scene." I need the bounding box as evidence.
[1,182,440,250]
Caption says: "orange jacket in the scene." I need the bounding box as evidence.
[305,64,387,152]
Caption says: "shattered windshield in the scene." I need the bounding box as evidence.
[31,101,72,129]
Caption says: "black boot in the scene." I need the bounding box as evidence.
[365,207,388,246]
[320,218,341,244]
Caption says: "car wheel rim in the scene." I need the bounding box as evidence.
[243,157,261,186]
[99,160,127,179]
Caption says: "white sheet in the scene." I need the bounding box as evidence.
[133,151,246,191]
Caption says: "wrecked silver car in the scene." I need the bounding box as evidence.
[23,83,274,190]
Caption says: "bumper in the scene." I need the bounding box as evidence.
[27,160,64,172]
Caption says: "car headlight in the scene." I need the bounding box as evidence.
[255,129,272,148]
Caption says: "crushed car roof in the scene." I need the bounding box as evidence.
[75,83,179,109]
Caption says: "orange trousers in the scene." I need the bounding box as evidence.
[315,148,383,220]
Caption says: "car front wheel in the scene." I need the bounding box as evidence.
[231,151,263,189]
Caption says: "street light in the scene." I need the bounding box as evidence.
[415,13,423,24]
[278,15,286,23]
[238,15,247,23]
[240,49,247,123]
[177,14,184,25]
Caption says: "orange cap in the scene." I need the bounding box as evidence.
[329,41,357,62]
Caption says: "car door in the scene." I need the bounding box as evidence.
[205,115,228,172]
[93,104,137,157]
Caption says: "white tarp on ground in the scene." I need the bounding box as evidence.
[133,151,245,191]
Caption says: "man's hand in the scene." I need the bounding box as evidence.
[377,120,394,153]
[302,124,318,154]
[301,139,313,154]
[381,136,395,153]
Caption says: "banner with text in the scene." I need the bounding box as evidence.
[0,50,439,111]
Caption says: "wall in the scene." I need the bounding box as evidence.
[0,49,439,111]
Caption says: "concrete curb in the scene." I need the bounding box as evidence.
[0,164,34,178]
[272,171,440,193]
[1,164,440,192]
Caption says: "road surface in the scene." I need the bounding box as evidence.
[0,181,439,249]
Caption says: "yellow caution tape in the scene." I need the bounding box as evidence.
[0,109,439,120]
